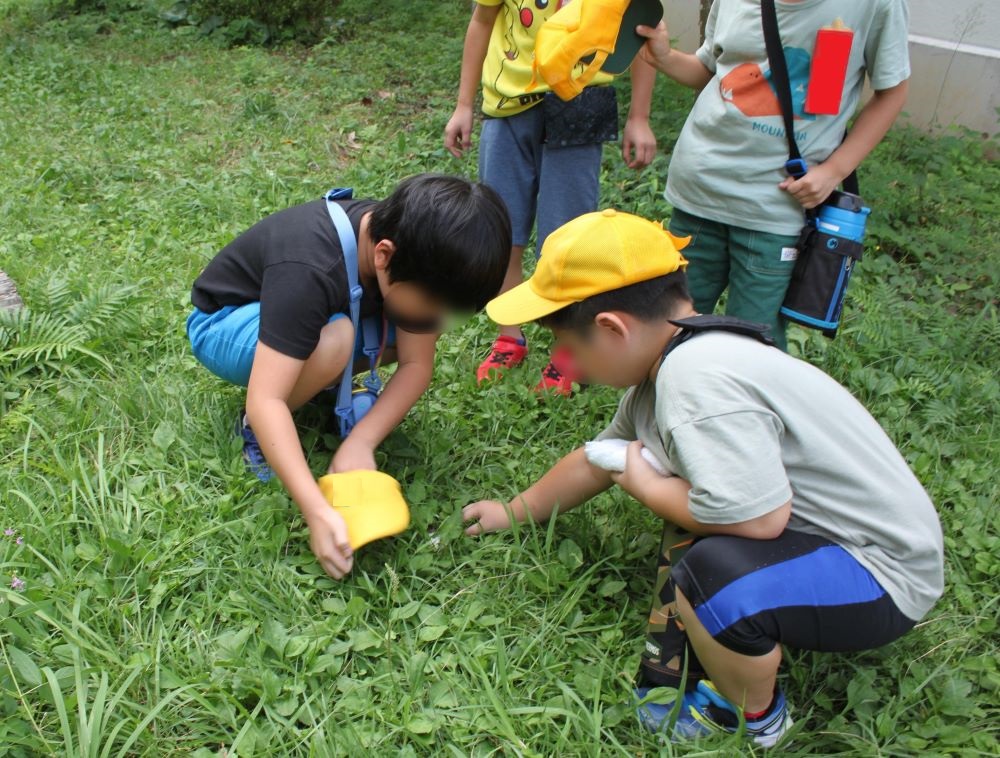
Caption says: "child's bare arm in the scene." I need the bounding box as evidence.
[445,4,501,157]
[623,56,658,169]
[246,343,353,578]
[780,79,909,208]
[636,21,713,90]
[464,447,614,535]
[331,329,436,473]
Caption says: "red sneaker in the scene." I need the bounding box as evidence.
[535,346,582,396]
[476,335,528,384]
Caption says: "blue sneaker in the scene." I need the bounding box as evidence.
[635,685,684,733]
[637,680,791,748]
[237,411,273,482]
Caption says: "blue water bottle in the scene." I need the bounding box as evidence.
[815,190,871,245]
[780,189,871,337]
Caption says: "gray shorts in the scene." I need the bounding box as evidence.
[478,104,602,253]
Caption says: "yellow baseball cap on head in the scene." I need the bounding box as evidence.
[486,209,690,327]
[318,471,410,550]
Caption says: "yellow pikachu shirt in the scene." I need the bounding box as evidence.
[477,0,614,117]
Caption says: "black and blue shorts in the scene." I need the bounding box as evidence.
[672,529,916,657]
[639,528,918,688]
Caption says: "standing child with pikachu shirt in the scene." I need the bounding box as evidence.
[445,0,659,395]
[637,0,910,349]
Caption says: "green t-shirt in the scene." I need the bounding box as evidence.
[665,0,910,235]
[598,331,943,622]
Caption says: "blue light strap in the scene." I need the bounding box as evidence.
[360,316,382,393]
[323,188,360,434]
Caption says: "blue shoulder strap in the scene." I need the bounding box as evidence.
[324,188,382,433]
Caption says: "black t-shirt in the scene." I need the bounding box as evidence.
[191,198,378,360]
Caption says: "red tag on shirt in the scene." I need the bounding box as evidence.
[805,22,854,116]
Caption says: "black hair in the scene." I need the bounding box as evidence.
[538,271,692,332]
[368,173,512,312]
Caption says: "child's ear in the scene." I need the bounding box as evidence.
[373,240,396,270]
[594,312,629,340]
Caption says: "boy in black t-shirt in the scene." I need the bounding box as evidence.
[187,174,511,579]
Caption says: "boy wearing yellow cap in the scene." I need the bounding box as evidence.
[463,210,942,745]
[444,0,658,395]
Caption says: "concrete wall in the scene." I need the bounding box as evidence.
[660,0,1000,135]
[906,0,1000,135]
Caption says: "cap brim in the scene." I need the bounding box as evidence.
[341,499,410,549]
[601,0,664,75]
[485,280,575,326]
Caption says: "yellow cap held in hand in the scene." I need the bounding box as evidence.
[486,209,689,327]
[528,0,631,100]
[318,471,410,550]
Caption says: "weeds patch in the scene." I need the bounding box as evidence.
[1,1,997,754]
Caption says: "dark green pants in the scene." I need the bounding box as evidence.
[669,208,799,351]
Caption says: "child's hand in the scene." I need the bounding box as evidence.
[444,105,474,158]
[330,438,377,474]
[623,116,657,169]
[305,506,354,579]
[462,500,512,536]
[779,163,842,209]
[636,20,672,70]
[610,440,661,501]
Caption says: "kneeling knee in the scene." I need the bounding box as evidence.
[314,319,355,381]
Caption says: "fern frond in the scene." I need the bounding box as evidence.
[64,282,141,338]
[33,275,74,312]
[0,307,113,376]
[0,271,147,391]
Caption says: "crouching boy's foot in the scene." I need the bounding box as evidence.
[476,335,528,384]
[635,680,791,748]
[237,410,273,482]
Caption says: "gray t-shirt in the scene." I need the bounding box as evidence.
[598,331,943,621]
[665,0,911,235]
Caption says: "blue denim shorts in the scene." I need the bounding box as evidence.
[186,303,394,387]
[478,105,602,252]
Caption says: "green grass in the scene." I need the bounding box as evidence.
[1,1,998,755]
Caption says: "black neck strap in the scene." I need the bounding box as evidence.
[760,0,859,197]
[662,315,776,360]
[760,0,799,164]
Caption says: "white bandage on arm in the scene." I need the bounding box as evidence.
[584,438,670,477]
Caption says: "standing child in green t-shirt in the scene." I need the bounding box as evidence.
[637,0,910,349]
[445,0,659,394]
